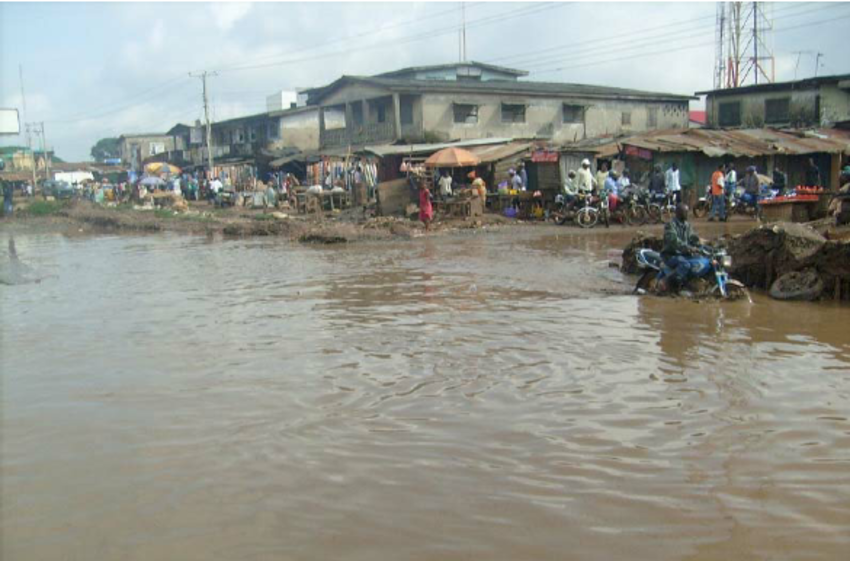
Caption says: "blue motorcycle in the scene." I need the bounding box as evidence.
[633,245,749,299]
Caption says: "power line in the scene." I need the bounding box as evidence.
[217,2,565,73]
[503,1,835,72]
[528,10,850,78]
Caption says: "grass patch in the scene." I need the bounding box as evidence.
[22,200,68,216]
[252,213,277,221]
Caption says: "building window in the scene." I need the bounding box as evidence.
[149,142,165,155]
[267,121,280,140]
[719,101,741,126]
[377,104,386,124]
[647,107,658,128]
[765,98,790,124]
[234,128,245,143]
[501,103,526,123]
[563,104,584,124]
[453,103,478,124]
[351,103,363,126]
[248,126,257,142]
[622,111,632,126]
[400,96,414,125]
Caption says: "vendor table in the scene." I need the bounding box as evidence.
[761,200,817,223]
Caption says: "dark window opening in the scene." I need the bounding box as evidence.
[400,98,414,125]
[719,101,741,127]
[502,103,526,123]
[563,104,584,124]
[765,98,790,124]
[647,107,658,128]
[351,103,363,126]
[377,104,386,124]
[453,104,478,124]
[622,112,632,126]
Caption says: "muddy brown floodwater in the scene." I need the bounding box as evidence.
[1,226,849,561]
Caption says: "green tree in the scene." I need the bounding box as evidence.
[90,137,121,162]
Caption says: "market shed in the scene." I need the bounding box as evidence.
[562,128,850,193]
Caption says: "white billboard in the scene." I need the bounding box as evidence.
[0,108,21,135]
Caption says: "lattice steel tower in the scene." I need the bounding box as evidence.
[713,2,775,89]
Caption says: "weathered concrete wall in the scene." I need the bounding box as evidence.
[419,93,688,143]
[819,84,850,126]
[120,135,175,166]
[703,85,850,127]
[275,109,320,152]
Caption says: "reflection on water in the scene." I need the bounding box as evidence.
[1,230,849,561]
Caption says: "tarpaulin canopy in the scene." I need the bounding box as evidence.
[144,162,181,176]
[424,147,481,168]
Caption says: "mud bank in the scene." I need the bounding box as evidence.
[621,221,850,302]
[2,200,517,244]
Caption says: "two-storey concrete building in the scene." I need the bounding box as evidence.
[305,62,693,150]
[697,73,850,128]
[118,133,176,171]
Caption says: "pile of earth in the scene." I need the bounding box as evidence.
[621,222,850,301]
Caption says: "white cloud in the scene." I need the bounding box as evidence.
[210,3,253,32]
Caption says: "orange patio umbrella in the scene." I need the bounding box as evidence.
[424,147,481,168]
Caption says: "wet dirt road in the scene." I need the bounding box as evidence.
[1,225,848,560]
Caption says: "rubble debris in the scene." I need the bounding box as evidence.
[620,232,663,275]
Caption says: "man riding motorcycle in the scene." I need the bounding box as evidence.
[659,203,702,292]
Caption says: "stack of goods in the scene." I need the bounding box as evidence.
[762,186,823,205]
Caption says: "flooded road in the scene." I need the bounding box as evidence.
[2,227,849,560]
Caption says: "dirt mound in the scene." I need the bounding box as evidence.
[621,232,663,275]
[726,223,826,289]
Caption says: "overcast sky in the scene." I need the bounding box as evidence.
[1,1,847,161]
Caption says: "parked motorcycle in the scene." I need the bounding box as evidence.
[648,191,676,224]
[613,187,650,226]
[575,191,609,228]
[693,185,711,218]
[633,245,749,299]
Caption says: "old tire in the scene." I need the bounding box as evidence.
[769,270,824,301]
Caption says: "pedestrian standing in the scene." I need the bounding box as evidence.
[804,157,822,187]
[438,170,453,199]
[666,163,681,204]
[595,162,609,195]
[708,163,726,222]
[419,181,433,231]
[724,163,737,202]
[2,180,13,218]
[519,162,528,191]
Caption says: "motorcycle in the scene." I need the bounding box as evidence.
[575,190,609,228]
[648,191,676,224]
[633,245,749,300]
[730,185,778,219]
[693,185,711,218]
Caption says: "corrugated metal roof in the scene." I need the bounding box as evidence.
[566,128,850,158]
[361,138,516,157]
[308,75,696,104]
[466,142,533,163]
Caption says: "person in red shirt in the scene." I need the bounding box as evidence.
[708,163,727,222]
[419,181,433,231]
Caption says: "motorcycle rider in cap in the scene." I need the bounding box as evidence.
[660,203,702,292]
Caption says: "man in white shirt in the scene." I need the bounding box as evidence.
[576,159,596,193]
[210,177,223,194]
[666,163,681,204]
[438,171,453,198]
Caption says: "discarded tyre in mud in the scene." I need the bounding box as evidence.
[769,270,824,301]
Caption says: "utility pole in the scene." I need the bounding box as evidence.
[189,71,217,179]
[39,122,50,182]
[461,2,467,62]
[24,123,38,190]
[815,52,824,77]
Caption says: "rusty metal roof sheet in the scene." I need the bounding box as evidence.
[570,128,850,158]
[466,142,533,163]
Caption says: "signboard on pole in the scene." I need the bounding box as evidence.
[0,108,21,135]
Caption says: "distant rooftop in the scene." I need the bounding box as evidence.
[307,75,695,104]
[696,73,850,96]
[375,61,529,79]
